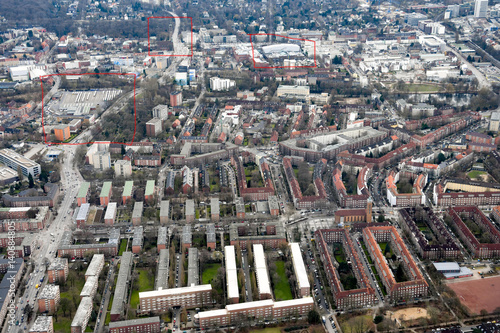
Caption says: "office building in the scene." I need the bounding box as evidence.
[475,0,488,18]
[0,148,41,178]
[54,124,70,141]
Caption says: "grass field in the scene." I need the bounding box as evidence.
[55,273,86,332]
[468,170,486,179]
[393,83,441,93]
[202,263,221,285]
[130,268,154,310]
[339,314,375,333]
[250,328,282,333]
[273,261,293,301]
[118,239,128,256]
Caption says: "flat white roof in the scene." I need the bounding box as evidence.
[290,243,310,291]
[224,245,239,300]
[104,202,117,220]
[274,297,314,308]
[227,299,274,311]
[195,308,228,319]
[139,284,212,298]
[85,254,104,276]
[76,203,90,221]
[253,244,272,296]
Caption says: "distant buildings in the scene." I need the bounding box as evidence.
[474,0,488,18]
[229,222,286,250]
[210,77,235,91]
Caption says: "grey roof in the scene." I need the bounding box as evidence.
[433,262,460,272]
[132,201,143,219]
[185,199,195,216]
[132,226,144,247]
[160,200,170,217]
[30,316,53,332]
[85,254,104,277]
[235,197,245,213]
[76,203,90,221]
[38,284,59,300]
[110,252,133,318]
[210,197,220,214]
[491,111,500,121]
[182,225,192,245]
[268,195,279,211]
[108,316,161,329]
[71,296,93,328]
[156,249,169,290]
[80,275,98,298]
[166,171,176,189]
[187,248,199,286]
[206,223,216,244]
[108,228,120,245]
[48,257,68,271]
[157,226,168,246]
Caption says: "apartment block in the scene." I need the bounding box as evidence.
[139,284,212,313]
[109,317,161,333]
[99,182,112,207]
[289,243,310,297]
[85,254,105,280]
[122,181,133,205]
[157,226,168,253]
[71,296,93,333]
[104,202,117,225]
[47,258,69,283]
[37,284,60,314]
[253,244,272,299]
[160,200,170,224]
[29,316,54,333]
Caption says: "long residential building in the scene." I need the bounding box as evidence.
[156,249,169,290]
[110,252,134,321]
[109,317,161,333]
[315,229,377,309]
[447,206,500,258]
[253,244,272,300]
[289,243,310,297]
[279,127,387,162]
[225,245,239,303]
[229,222,286,250]
[71,296,93,333]
[362,226,428,302]
[194,298,314,329]
[332,161,370,208]
[139,284,212,313]
[433,178,500,206]
[399,207,461,260]
[386,171,426,207]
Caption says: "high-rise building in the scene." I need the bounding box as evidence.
[170,91,182,107]
[475,0,488,18]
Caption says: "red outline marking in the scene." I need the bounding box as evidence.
[248,33,317,69]
[40,72,137,146]
[148,16,193,57]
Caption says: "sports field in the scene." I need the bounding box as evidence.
[448,275,500,314]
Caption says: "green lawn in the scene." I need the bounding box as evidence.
[250,328,282,333]
[54,317,73,332]
[340,315,375,333]
[202,263,221,285]
[273,261,293,301]
[468,170,486,179]
[130,268,155,310]
[118,239,128,256]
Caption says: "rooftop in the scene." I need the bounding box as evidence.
[38,284,59,299]
[123,181,133,197]
[290,243,310,291]
[132,201,143,219]
[77,182,91,199]
[110,252,133,317]
[85,254,104,277]
[71,296,93,328]
[109,316,161,328]
[145,180,155,196]
[139,284,212,298]
[100,182,112,198]
[29,316,53,332]
[160,200,170,217]
[0,148,40,168]
[104,202,117,220]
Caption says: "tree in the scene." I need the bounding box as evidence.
[17,166,23,181]
[60,298,71,316]
[437,152,446,164]
[377,214,385,223]
[28,173,34,188]
[308,309,320,324]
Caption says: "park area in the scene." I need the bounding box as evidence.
[467,170,489,181]
[448,275,500,314]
